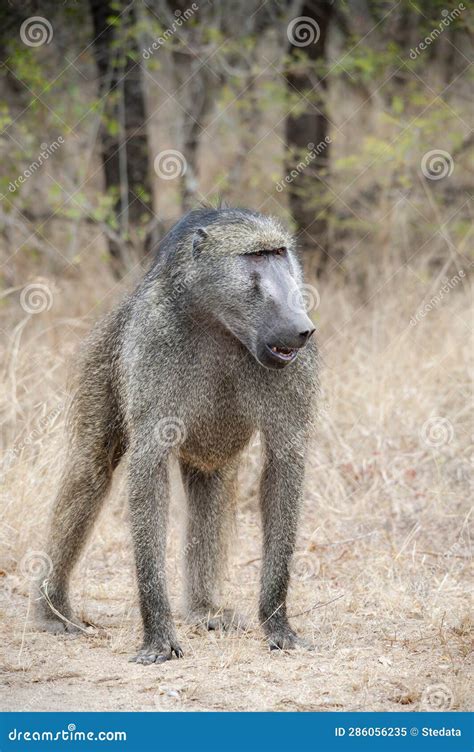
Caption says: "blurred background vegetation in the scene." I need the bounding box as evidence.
[0,0,471,289]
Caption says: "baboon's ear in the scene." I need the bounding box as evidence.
[192,227,208,259]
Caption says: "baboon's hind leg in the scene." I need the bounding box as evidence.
[180,458,245,631]
[37,442,120,633]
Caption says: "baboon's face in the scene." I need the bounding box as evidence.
[192,241,315,371]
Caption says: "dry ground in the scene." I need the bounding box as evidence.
[0,257,472,712]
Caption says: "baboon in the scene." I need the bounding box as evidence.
[37,207,319,664]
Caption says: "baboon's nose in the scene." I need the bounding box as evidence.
[298,328,316,345]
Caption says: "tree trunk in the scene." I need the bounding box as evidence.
[89,0,154,276]
[172,49,213,213]
[169,0,216,213]
[285,0,333,277]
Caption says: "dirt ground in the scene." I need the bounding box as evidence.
[1,484,472,713]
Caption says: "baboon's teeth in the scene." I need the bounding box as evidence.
[268,344,297,360]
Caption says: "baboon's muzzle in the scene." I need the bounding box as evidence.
[257,309,315,369]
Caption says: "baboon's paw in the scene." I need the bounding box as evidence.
[291,634,315,651]
[129,640,183,665]
[207,608,247,632]
[38,618,68,635]
[191,607,247,632]
[38,616,87,636]
[267,628,314,652]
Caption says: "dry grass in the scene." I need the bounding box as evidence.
[0,244,471,712]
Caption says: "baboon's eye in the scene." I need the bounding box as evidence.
[246,247,287,259]
[243,249,266,261]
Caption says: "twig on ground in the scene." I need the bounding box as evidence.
[40,579,94,635]
[289,593,345,618]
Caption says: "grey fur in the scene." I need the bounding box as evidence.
[37,207,319,663]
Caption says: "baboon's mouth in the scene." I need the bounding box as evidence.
[265,344,298,363]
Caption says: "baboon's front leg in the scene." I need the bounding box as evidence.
[259,438,310,650]
[181,459,243,630]
[128,439,182,664]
